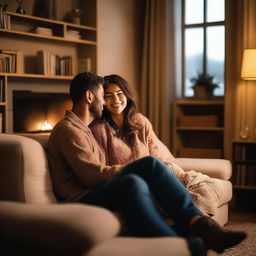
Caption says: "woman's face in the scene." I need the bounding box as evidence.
[104,83,127,116]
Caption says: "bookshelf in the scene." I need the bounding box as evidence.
[232,141,256,190]
[0,76,7,132]
[172,100,225,158]
[0,1,97,133]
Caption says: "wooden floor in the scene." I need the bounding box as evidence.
[229,209,256,223]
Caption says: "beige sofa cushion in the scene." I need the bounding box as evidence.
[0,134,56,204]
[175,158,232,180]
[0,201,121,256]
[86,237,191,256]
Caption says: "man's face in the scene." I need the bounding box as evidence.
[89,84,105,120]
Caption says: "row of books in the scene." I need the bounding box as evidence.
[233,143,255,161]
[0,78,4,102]
[0,11,10,29]
[232,164,256,186]
[37,51,73,76]
[0,49,23,73]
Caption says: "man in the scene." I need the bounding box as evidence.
[47,72,246,256]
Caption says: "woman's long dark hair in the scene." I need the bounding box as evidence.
[101,74,141,140]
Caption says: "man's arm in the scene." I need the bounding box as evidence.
[58,126,122,188]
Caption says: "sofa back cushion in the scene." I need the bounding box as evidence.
[0,134,56,204]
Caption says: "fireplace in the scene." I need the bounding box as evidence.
[13,91,72,133]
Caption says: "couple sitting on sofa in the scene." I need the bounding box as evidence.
[47,72,246,256]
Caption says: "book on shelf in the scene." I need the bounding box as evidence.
[0,112,2,133]
[0,53,11,72]
[37,51,73,76]
[0,11,10,29]
[34,27,53,36]
[244,165,256,186]
[233,143,246,161]
[78,58,91,73]
[240,165,246,186]
[0,49,23,73]
[0,78,4,102]
[65,29,81,40]
[60,56,72,76]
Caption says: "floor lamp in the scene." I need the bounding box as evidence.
[241,49,256,140]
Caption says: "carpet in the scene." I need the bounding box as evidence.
[208,222,256,256]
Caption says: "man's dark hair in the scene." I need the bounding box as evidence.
[70,72,104,103]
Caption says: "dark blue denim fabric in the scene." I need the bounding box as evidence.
[81,156,202,237]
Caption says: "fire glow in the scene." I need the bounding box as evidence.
[40,121,53,131]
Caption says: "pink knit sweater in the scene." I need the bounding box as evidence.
[91,113,224,215]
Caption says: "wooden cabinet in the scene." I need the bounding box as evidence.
[0,1,97,133]
[172,100,225,158]
[232,141,256,190]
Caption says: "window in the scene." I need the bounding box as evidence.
[182,0,225,97]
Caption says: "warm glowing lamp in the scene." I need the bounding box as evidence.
[241,49,256,80]
[240,49,256,140]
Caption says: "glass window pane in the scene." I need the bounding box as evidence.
[185,0,204,25]
[206,26,225,96]
[185,28,204,97]
[207,0,225,22]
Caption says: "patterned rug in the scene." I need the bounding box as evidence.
[208,222,256,256]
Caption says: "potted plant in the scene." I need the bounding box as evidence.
[190,73,219,100]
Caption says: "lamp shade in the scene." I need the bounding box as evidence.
[241,49,256,80]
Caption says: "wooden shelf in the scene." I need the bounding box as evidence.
[233,185,256,190]
[176,126,224,131]
[174,100,224,105]
[0,28,97,45]
[233,140,256,144]
[0,11,97,45]
[233,160,256,165]
[7,11,97,31]
[0,73,73,80]
[0,1,97,133]
[172,100,225,158]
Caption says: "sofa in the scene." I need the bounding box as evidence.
[0,133,233,256]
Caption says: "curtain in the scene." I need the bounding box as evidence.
[226,0,256,157]
[140,0,176,149]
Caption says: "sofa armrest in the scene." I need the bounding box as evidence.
[86,237,191,256]
[0,201,120,256]
[175,158,232,180]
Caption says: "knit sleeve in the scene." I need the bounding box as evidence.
[58,126,121,188]
[139,115,186,179]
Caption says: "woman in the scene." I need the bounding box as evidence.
[90,74,223,216]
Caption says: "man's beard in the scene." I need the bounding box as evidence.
[89,98,102,120]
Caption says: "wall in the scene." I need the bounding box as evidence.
[97,0,144,91]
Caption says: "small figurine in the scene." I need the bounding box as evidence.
[16,0,26,14]
[72,8,82,24]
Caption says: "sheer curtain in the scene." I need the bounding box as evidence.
[225,0,256,157]
[140,0,177,149]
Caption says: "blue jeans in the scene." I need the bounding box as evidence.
[81,156,202,237]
